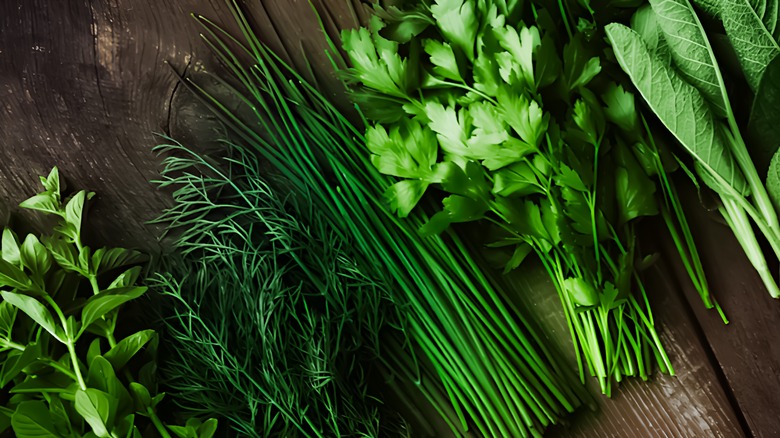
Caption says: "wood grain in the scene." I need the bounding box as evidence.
[498,255,745,438]
[662,183,780,438]
[0,0,775,436]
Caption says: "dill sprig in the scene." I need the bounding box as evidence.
[151,141,408,437]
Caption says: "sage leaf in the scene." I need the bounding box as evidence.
[649,0,728,116]
[748,54,780,176]
[767,150,780,212]
[721,0,780,90]
[605,23,748,194]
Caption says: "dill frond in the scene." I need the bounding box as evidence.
[151,140,406,437]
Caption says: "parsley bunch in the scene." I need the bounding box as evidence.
[341,0,707,394]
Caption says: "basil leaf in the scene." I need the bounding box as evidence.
[81,287,147,333]
[104,330,156,371]
[1,292,64,343]
[10,400,58,437]
[74,388,114,438]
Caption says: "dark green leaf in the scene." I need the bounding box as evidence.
[87,338,102,366]
[649,0,729,115]
[197,418,218,438]
[748,54,780,177]
[605,23,748,194]
[108,266,143,290]
[11,400,58,437]
[104,330,156,371]
[129,382,152,410]
[615,141,659,224]
[91,248,147,275]
[44,238,82,274]
[492,162,544,197]
[87,356,132,418]
[75,388,114,438]
[1,344,40,387]
[720,0,780,91]
[9,372,74,394]
[64,191,87,236]
[0,300,17,337]
[767,149,780,213]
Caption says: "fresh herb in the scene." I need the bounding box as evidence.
[0,168,216,438]
[169,2,593,436]
[339,0,704,394]
[150,140,408,437]
[606,0,780,298]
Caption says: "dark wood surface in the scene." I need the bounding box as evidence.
[1,0,779,436]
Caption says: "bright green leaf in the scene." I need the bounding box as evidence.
[2,228,21,266]
[81,286,147,332]
[564,277,599,307]
[431,0,477,61]
[1,292,63,343]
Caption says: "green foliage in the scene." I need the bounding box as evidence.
[151,141,407,437]
[0,168,215,438]
[341,0,686,394]
[607,0,780,298]
[173,4,594,437]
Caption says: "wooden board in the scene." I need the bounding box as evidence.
[1,0,778,436]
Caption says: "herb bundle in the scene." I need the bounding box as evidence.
[156,2,594,436]
[338,0,708,394]
[0,168,216,438]
[606,0,780,297]
[151,140,409,436]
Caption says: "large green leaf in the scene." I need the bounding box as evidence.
[75,388,114,438]
[605,23,748,194]
[721,0,780,90]
[10,401,58,437]
[748,54,780,175]
[1,292,64,343]
[87,356,133,419]
[649,0,728,116]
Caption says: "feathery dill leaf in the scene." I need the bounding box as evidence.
[151,140,408,437]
